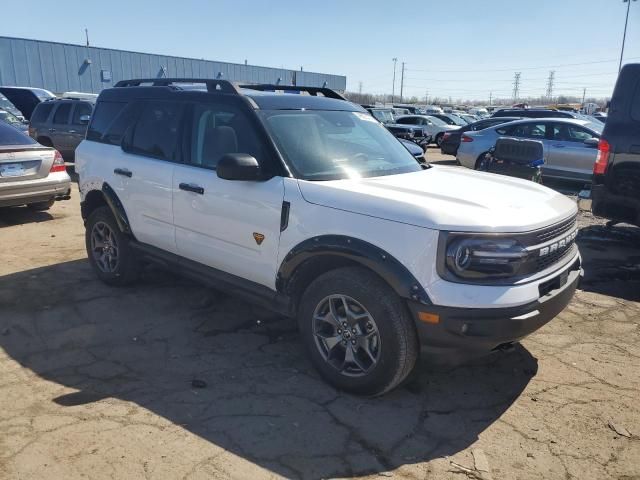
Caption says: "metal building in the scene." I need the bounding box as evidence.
[0,36,346,94]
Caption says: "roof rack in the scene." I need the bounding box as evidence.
[239,84,346,100]
[113,78,240,94]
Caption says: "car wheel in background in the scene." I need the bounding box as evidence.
[298,266,419,396]
[475,152,490,170]
[435,133,444,146]
[85,206,140,286]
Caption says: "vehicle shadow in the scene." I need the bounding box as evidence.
[577,224,640,302]
[0,259,537,478]
[0,206,54,227]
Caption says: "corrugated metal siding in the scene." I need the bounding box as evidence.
[0,36,346,94]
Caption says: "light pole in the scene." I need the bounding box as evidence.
[391,58,398,103]
[619,0,637,72]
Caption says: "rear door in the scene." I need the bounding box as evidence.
[547,122,598,180]
[117,100,182,254]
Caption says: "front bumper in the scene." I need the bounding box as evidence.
[408,257,582,363]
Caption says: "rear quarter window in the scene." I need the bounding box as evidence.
[86,101,133,145]
[0,122,37,145]
[30,103,54,124]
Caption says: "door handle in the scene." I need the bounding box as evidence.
[68,130,77,134]
[48,128,56,132]
[179,182,204,194]
[114,168,133,178]
[552,144,566,148]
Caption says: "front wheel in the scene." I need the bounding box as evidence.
[298,267,419,396]
[85,206,140,286]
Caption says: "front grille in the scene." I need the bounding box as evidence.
[534,215,577,243]
[535,244,576,272]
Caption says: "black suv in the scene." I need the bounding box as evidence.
[29,98,94,161]
[588,63,640,227]
[492,108,577,119]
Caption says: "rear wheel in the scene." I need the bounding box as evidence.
[474,152,490,170]
[298,267,418,396]
[85,206,139,286]
[27,199,55,211]
[435,133,444,146]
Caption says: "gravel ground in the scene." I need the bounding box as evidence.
[1,160,639,480]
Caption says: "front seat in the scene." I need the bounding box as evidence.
[202,126,238,168]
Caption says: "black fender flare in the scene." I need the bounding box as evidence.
[276,235,431,305]
[81,183,132,235]
[101,183,132,235]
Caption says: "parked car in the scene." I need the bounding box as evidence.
[457,113,478,124]
[586,63,640,227]
[393,104,424,114]
[456,118,602,181]
[0,120,71,210]
[76,78,581,395]
[492,108,577,119]
[365,107,429,146]
[468,107,489,118]
[29,98,94,161]
[429,113,468,127]
[440,116,521,156]
[591,112,607,123]
[0,86,55,120]
[395,114,459,145]
[0,108,28,133]
[0,94,25,120]
[399,137,426,163]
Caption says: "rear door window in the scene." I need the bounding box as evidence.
[31,103,54,124]
[52,103,72,124]
[504,122,546,139]
[87,101,134,144]
[127,101,183,161]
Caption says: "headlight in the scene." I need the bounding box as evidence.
[444,236,528,280]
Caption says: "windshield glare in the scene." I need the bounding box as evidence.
[261,110,423,181]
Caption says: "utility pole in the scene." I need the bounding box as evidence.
[84,28,90,47]
[619,0,637,72]
[400,62,405,103]
[512,72,521,102]
[425,90,429,104]
[358,81,363,95]
[582,87,587,105]
[545,70,555,102]
[391,58,398,103]
[489,91,493,105]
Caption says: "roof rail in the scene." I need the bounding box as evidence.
[113,78,240,94]
[239,84,346,100]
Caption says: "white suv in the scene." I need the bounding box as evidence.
[76,79,582,396]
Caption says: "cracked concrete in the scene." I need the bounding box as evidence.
[1,169,639,479]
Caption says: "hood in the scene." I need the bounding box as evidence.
[297,166,577,233]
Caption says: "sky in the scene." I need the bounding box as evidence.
[2,0,639,102]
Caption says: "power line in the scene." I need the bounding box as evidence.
[512,72,521,101]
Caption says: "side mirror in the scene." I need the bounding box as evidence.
[217,153,263,181]
[79,114,91,125]
[583,137,599,148]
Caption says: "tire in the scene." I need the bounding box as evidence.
[435,133,444,146]
[298,267,419,396]
[474,152,489,170]
[27,199,55,211]
[85,206,139,286]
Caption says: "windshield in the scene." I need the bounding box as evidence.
[426,115,448,127]
[260,110,423,181]
[0,109,22,125]
[370,109,395,124]
[448,114,468,126]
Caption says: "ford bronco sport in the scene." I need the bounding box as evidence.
[76,78,582,396]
